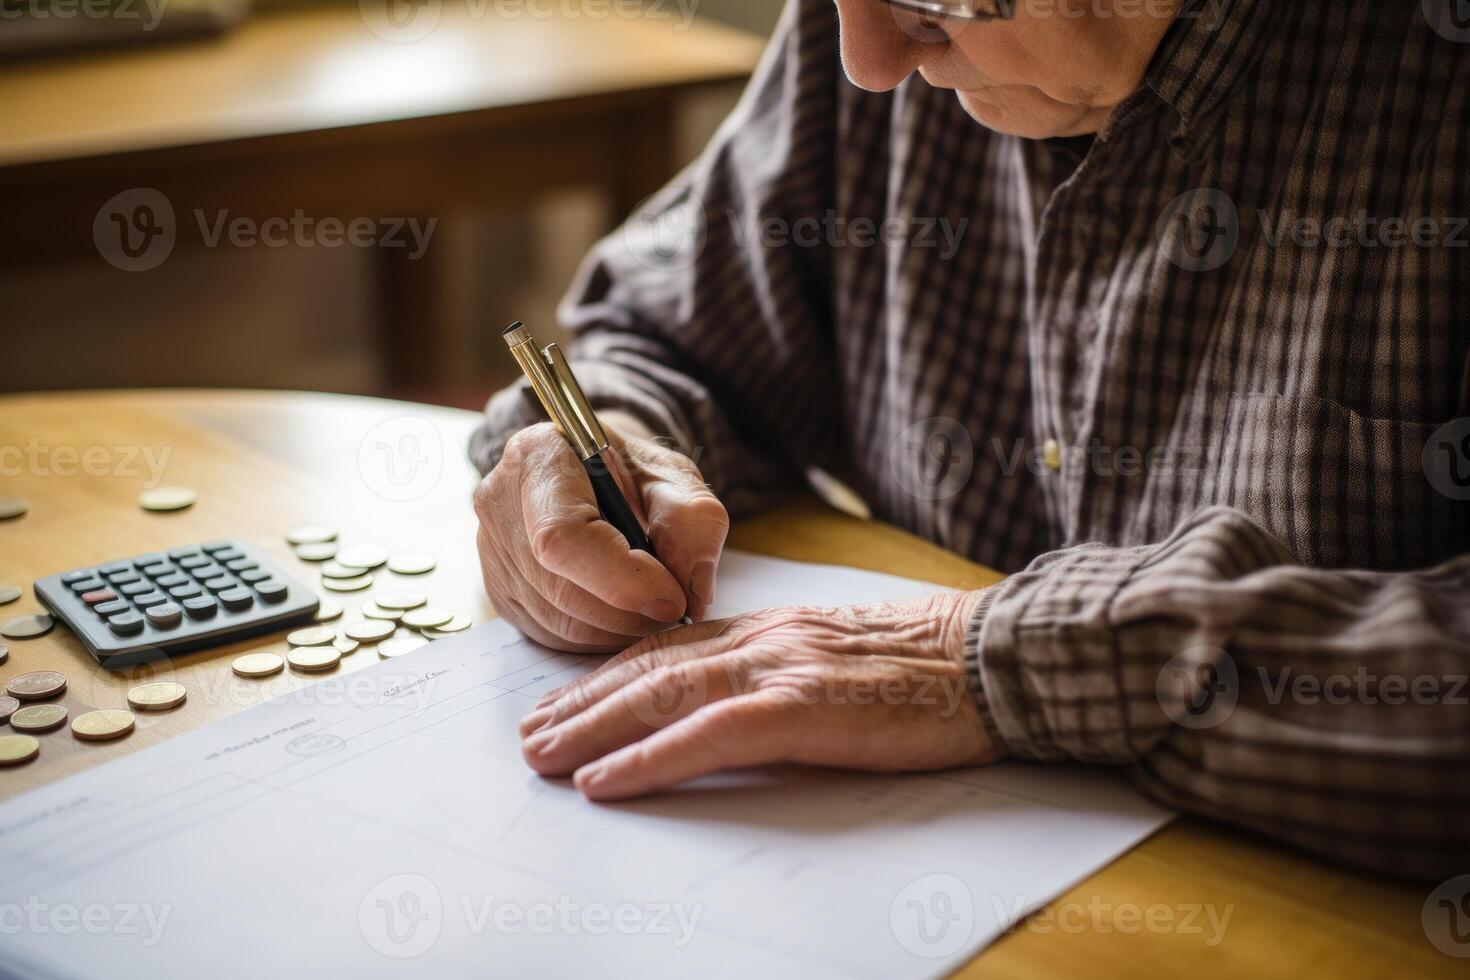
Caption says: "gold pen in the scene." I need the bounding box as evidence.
[502,322,692,626]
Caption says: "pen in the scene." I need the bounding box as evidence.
[501,321,693,627]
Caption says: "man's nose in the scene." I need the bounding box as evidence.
[833,0,950,92]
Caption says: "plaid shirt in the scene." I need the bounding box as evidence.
[474,0,1470,879]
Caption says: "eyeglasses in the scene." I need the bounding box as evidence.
[877,0,1016,21]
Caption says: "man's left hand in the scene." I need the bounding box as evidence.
[518,590,1003,799]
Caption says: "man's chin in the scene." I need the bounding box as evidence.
[954,89,1102,140]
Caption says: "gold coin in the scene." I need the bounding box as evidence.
[343,619,395,643]
[422,615,473,638]
[333,636,360,656]
[7,670,66,701]
[295,542,338,562]
[378,636,427,659]
[10,703,68,733]
[376,591,427,611]
[139,486,196,512]
[335,545,388,570]
[287,646,341,672]
[0,735,39,766]
[387,553,436,576]
[322,574,373,593]
[0,585,21,605]
[287,626,337,647]
[1,614,55,640]
[313,599,344,622]
[286,525,338,546]
[400,607,452,630]
[357,602,402,625]
[320,561,367,579]
[72,709,135,742]
[127,681,187,711]
[0,498,29,521]
[0,696,18,724]
[232,652,285,678]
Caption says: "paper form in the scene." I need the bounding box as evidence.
[0,552,1171,979]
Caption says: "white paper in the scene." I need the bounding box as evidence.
[0,552,1171,979]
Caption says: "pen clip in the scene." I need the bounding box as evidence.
[502,323,599,459]
[542,344,609,454]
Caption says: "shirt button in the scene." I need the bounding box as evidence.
[1043,438,1062,472]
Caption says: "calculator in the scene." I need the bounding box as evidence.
[34,540,319,669]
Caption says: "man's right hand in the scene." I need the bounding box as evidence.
[473,418,729,653]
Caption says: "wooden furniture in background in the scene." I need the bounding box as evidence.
[0,4,763,388]
[0,390,1455,977]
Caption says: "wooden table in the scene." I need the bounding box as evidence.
[0,4,763,386]
[0,390,1452,977]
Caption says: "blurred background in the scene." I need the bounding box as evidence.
[0,0,784,408]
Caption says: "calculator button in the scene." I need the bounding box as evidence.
[119,581,152,597]
[226,558,257,573]
[239,569,271,584]
[81,589,118,605]
[255,580,288,603]
[192,564,225,580]
[100,562,133,576]
[178,555,210,570]
[201,541,233,553]
[108,611,146,636]
[168,582,203,599]
[155,573,190,588]
[108,570,141,585]
[168,547,202,560]
[183,596,219,619]
[219,588,254,611]
[145,603,183,628]
[139,562,171,578]
[203,576,236,593]
[133,591,167,609]
[61,569,93,584]
[213,548,244,562]
[69,577,106,593]
[94,599,130,616]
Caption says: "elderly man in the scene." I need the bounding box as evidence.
[472,0,1469,880]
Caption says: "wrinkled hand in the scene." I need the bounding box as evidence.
[518,590,1002,799]
[475,419,729,653]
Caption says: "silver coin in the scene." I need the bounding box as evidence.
[343,619,395,642]
[422,615,473,638]
[376,591,427,611]
[320,561,367,579]
[387,553,436,576]
[335,545,388,570]
[333,636,360,656]
[378,636,427,659]
[1,613,54,640]
[322,574,373,593]
[400,607,452,630]
[287,626,337,647]
[139,486,196,512]
[0,498,29,521]
[0,585,22,605]
[295,542,338,562]
[285,525,338,546]
[359,601,404,622]
[0,645,8,666]
[313,599,344,622]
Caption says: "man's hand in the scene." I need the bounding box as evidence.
[517,590,1002,799]
[474,418,729,653]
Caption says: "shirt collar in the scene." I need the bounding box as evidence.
[1142,0,1275,157]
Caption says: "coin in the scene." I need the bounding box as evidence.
[72,709,135,742]
[322,574,373,593]
[286,525,338,546]
[296,542,338,563]
[0,498,28,521]
[320,561,368,579]
[232,652,285,678]
[127,681,187,711]
[7,670,66,701]
[333,636,360,656]
[335,545,388,570]
[422,615,473,638]
[10,703,68,733]
[1,614,54,640]
[287,646,341,672]
[0,585,21,605]
[139,486,196,512]
[343,619,395,643]
[387,553,436,576]
[313,599,344,622]
[400,607,452,630]
[0,696,18,724]
[378,636,427,659]
[359,601,403,622]
[0,644,7,666]
[376,591,427,611]
[287,626,337,647]
[0,735,39,766]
